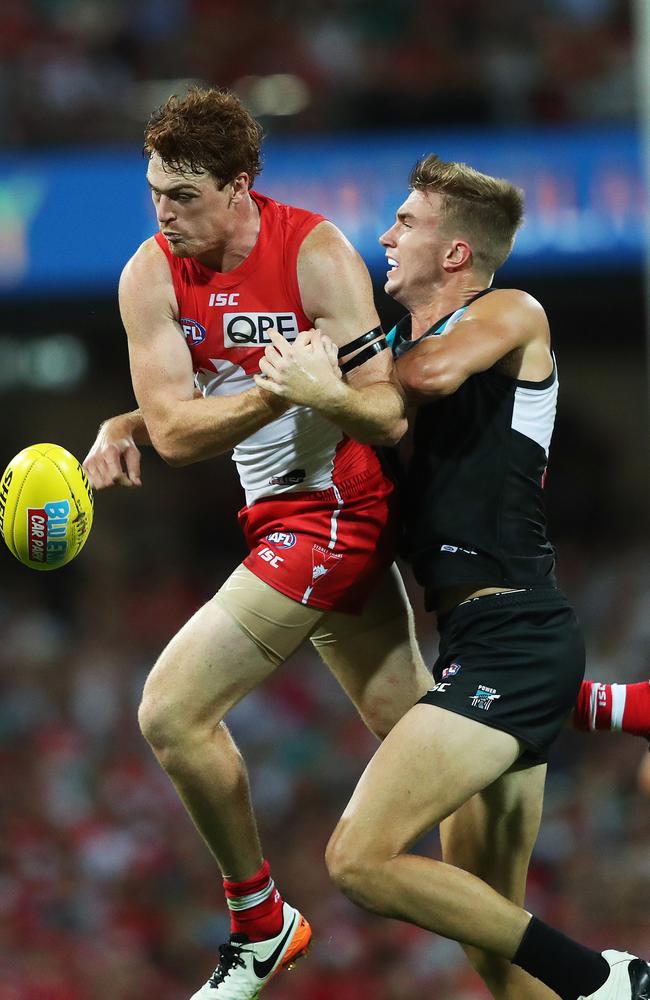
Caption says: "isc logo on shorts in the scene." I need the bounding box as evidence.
[258,546,284,568]
[223,312,299,347]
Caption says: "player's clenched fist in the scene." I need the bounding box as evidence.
[83,415,143,489]
[255,328,343,408]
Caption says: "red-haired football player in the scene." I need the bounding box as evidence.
[84,85,428,1000]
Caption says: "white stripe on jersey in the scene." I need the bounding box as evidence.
[511,361,558,457]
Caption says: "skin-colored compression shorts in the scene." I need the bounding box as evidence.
[216,562,412,667]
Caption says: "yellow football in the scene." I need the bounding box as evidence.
[0,443,94,571]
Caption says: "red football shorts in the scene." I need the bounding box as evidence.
[238,465,397,614]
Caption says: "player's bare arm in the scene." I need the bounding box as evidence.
[83,386,210,489]
[118,238,288,467]
[255,222,407,447]
[396,289,552,403]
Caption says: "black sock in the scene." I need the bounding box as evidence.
[513,916,610,1000]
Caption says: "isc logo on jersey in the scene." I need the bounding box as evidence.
[223,313,299,347]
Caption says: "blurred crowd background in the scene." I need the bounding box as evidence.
[1,0,650,998]
[1,0,634,145]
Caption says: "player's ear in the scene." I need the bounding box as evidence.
[444,240,472,273]
[229,173,250,205]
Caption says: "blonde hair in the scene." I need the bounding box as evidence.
[410,154,524,275]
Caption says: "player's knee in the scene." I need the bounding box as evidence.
[325,825,375,905]
[138,685,185,752]
[138,643,232,753]
[138,674,215,755]
[138,689,233,783]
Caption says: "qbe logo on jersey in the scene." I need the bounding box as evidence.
[223,312,299,347]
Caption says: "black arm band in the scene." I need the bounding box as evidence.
[338,326,384,359]
[340,337,388,375]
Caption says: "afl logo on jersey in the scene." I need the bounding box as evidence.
[181,318,207,347]
[265,531,297,549]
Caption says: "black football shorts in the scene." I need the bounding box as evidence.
[418,587,585,765]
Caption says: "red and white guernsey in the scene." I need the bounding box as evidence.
[154,191,380,506]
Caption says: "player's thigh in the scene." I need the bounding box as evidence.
[141,564,323,729]
[311,563,431,737]
[329,704,523,865]
[440,761,547,904]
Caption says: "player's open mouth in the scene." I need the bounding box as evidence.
[386,257,399,274]
[164,232,183,242]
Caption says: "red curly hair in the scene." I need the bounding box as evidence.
[144,86,264,188]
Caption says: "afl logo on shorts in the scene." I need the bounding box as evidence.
[181,318,207,347]
[265,531,297,549]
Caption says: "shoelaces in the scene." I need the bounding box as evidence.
[209,940,250,986]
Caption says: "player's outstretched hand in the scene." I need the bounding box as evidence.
[83,416,142,489]
[255,328,343,408]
